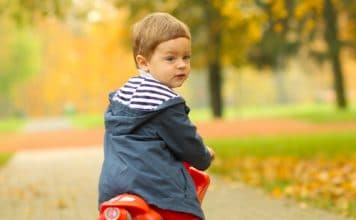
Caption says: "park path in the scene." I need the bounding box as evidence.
[0,147,351,220]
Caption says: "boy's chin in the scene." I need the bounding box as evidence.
[170,82,184,89]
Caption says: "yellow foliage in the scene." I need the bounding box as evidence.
[271,187,283,198]
[15,13,136,116]
[294,0,324,20]
[247,19,263,42]
[270,0,288,19]
[273,23,283,33]
[303,19,316,35]
[223,156,356,217]
[221,1,242,25]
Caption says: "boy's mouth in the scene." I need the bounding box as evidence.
[175,73,187,78]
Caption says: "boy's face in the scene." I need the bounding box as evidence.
[137,37,191,89]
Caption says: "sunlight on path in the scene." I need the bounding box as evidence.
[0,148,101,219]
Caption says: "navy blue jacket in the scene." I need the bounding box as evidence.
[98,92,212,219]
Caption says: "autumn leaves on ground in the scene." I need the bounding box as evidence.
[212,153,356,218]
[0,115,355,218]
[204,122,356,219]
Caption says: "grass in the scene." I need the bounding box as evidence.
[206,131,356,184]
[68,104,356,128]
[191,103,356,123]
[206,131,356,159]
[0,152,14,168]
[0,118,25,133]
[206,132,356,218]
[69,113,104,129]
[271,106,356,123]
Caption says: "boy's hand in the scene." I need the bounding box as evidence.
[207,146,215,161]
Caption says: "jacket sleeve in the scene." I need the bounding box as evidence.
[155,103,212,170]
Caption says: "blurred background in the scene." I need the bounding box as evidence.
[1,0,356,219]
[0,0,355,120]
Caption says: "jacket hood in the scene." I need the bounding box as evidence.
[105,92,187,135]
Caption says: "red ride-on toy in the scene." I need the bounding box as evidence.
[98,163,210,220]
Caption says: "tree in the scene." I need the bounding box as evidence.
[0,21,40,116]
[322,0,346,108]
[0,0,71,26]
[293,0,356,109]
[248,0,301,104]
[249,0,355,109]
[2,0,262,117]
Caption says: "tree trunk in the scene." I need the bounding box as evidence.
[206,5,223,118]
[273,55,288,104]
[323,0,347,108]
[273,68,288,104]
[208,60,223,117]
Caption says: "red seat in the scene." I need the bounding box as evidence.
[98,163,210,220]
[99,194,161,220]
[184,162,210,203]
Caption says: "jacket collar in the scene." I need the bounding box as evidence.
[138,69,155,80]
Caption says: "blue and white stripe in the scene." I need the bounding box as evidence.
[112,70,178,110]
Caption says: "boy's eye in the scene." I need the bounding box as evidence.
[183,56,191,61]
[165,56,175,61]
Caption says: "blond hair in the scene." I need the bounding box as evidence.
[132,12,191,65]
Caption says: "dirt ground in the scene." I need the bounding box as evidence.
[1,118,356,152]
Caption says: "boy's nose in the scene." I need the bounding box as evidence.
[177,59,188,68]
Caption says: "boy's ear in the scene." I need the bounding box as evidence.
[136,55,149,72]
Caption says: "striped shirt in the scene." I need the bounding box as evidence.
[112,71,178,110]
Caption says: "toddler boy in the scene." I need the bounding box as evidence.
[98,12,214,220]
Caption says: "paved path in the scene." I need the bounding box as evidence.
[22,117,73,133]
[0,148,351,220]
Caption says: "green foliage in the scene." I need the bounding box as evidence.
[1,0,72,26]
[0,152,14,168]
[116,0,260,68]
[0,27,40,93]
[249,0,301,69]
[0,19,41,116]
[0,117,25,133]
